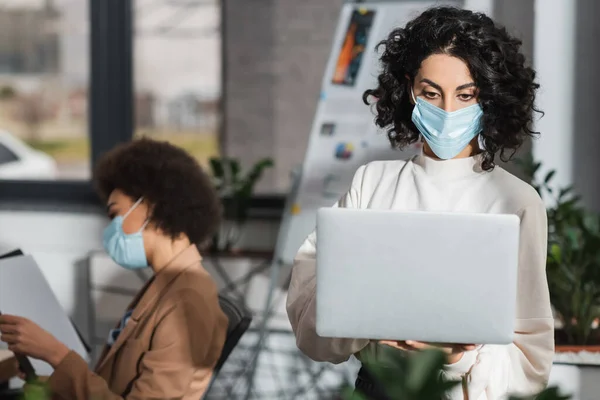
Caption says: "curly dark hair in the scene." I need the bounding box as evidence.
[94,138,221,245]
[363,6,541,171]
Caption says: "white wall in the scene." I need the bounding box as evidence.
[532,0,576,197]
[532,0,600,211]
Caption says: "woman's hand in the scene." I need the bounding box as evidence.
[0,314,70,368]
[379,340,477,364]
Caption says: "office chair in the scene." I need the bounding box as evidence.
[213,295,252,373]
[202,294,252,398]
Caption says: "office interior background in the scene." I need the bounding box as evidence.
[0,0,598,398]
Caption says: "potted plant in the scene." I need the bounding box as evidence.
[20,379,51,400]
[518,155,600,353]
[208,156,274,254]
[339,348,568,399]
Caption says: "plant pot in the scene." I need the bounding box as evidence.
[553,329,600,365]
[555,345,600,353]
[554,346,600,366]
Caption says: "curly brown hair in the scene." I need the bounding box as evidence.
[363,6,541,171]
[93,138,221,245]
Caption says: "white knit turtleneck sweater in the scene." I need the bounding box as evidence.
[286,153,554,400]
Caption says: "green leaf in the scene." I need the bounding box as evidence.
[341,385,366,400]
[544,170,556,184]
[209,157,224,179]
[558,186,573,200]
[406,349,447,392]
[21,380,51,400]
[236,158,274,203]
[243,158,274,189]
[549,244,562,263]
[351,349,569,400]
[228,159,241,181]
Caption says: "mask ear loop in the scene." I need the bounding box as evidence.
[410,85,418,104]
[123,197,144,220]
[139,218,150,232]
[122,197,150,233]
[410,85,425,146]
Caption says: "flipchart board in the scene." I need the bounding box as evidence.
[0,254,89,382]
[275,1,461,265]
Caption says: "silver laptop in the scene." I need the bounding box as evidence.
[315,208,520,345]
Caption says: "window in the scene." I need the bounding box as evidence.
[133,0,221,168]
[0,0,281,213]
[0,0,90,181]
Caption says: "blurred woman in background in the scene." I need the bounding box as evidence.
[1,138,228,399]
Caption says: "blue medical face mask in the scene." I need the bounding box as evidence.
[410,88,484,159]
[103,197,149,270]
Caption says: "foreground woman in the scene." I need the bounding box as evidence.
[287,6,553,400]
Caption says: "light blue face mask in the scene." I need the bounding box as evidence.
[410,88,484,159]
[103,197,149,270]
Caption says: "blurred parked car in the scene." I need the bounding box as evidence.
[0,130,58,180]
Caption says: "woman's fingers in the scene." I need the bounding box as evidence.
[405,341,434,351]
[0,333,19,344]
[0,323,19,335]
[0,314,22,325]
[7,343,24,354]
[448,343,477,352]
[378,341,479,354]
[423,342,478,353]
[379,340,417,351]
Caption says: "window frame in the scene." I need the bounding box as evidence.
[0,0,285,217]
[0,0,132,208]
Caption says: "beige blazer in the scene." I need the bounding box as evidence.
[0,350,17,384]
[47,245,228,400]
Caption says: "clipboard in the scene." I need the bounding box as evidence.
[0,250,91,375]
[0,250,24,260]
[0,249,90,353]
